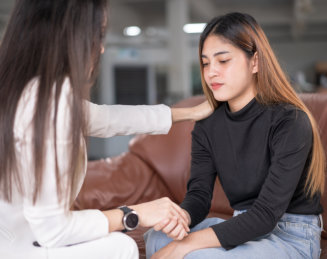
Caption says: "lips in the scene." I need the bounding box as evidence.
[211,83,224,90]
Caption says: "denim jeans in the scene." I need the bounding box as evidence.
[144,211,322,259]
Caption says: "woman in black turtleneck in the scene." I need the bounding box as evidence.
[145,12,325,259]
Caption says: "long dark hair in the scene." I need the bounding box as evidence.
[0,0,107,205]
[199,12,325,197]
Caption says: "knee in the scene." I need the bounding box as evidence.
[144,228,157,256]
[122,234,138,259]
[111,232,138,259]
[144,228,171,258]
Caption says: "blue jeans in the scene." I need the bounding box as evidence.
[144,211,322,259]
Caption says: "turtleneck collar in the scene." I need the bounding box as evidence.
[224,97,264,121]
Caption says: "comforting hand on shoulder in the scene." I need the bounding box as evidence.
[191,100,214,121]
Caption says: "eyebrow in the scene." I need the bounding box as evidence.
[201,51,230,58]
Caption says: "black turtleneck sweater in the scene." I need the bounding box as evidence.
[180,98,322,250]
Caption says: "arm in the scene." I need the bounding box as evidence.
[21,84,109,247]
[85,102,172,138]
[180,122,217,227]
[152,123,217,240]
[151,228,220,259]
[85,100,213,138]
[171,101,213,123]
[102,198,190,233]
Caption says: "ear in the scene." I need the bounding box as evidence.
[251,52,258,74]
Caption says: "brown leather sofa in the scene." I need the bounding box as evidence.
[74,93,327,259]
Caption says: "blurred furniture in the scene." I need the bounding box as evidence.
[316,62,327,92]
[74,93,327,259]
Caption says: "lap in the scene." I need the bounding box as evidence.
[145,216,320,259]
[47,232,138,259]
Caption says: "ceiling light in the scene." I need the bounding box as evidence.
[183,23,206,34]
[124,26,141,37]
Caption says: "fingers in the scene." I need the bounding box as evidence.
[154,218,188,240]
[154,218,169,231]
[164,203,189,234]
[137,197,190,230]
[159,197,189,229]
[170,203,190,231]
[167,221,187,240]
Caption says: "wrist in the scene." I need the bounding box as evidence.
[128,204,145,227]
[174,237,193,256]
[171,107,193,123]
[118,205,139,232]
[182,209,191,226]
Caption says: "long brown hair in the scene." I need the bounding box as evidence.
[0,0,107,205]
[199,12,325,197]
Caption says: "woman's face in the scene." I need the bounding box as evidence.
[201,35,258,112]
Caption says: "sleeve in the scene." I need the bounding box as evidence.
[211,110,313,250]
[20,82,109,248]
[180,122,217,227]
[85,101,172,138]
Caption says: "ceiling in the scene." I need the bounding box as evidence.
[1,0,327,45]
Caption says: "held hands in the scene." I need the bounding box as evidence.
[153,208,191,240]
[131,197,190,240]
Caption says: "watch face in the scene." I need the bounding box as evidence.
[125,212,139,229]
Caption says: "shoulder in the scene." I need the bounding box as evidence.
[268,103,312,148]
[14,77,73,141]
[192,103,225,145]
[269,103,311,131]
[195,102,226,130]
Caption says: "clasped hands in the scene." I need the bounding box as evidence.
[131,197,190,240]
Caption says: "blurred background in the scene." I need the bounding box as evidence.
[1,0,327,159]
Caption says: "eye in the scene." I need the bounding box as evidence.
[219,59,230,64]
[202,62,209,67]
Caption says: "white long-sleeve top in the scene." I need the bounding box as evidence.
[0,78,172,256]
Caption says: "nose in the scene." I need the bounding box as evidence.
[207,62,220,78]
[101,45,105,54]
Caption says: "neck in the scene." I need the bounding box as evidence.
[228,86,256,112]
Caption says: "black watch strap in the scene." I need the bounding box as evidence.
[119,206,133,215]
[118,206,138,232]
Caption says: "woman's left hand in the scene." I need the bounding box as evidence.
[151,241,187,259]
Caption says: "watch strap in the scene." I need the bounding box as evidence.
[118,205,136,232]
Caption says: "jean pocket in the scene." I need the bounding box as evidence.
[0,222,15,243]
[275,221,310,245]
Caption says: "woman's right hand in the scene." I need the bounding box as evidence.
[131,197,190,239]
[153,208,191,240]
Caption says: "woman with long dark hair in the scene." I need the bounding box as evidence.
[0,1,210,258]
[145,12,325,259]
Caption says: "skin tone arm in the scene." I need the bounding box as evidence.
[151,209,221,259]
[102,197,190,234]
[171,101,213,122]
[151,228,220,259]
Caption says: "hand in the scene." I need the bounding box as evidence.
[154,217,188,240]
[154,209,191,240]
[191,100,214,121]
[151,241,186,259]
[131,197,190,232]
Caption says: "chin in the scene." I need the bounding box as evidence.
[212,92,230,102]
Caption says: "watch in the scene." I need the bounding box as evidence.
[118,206,139,232]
